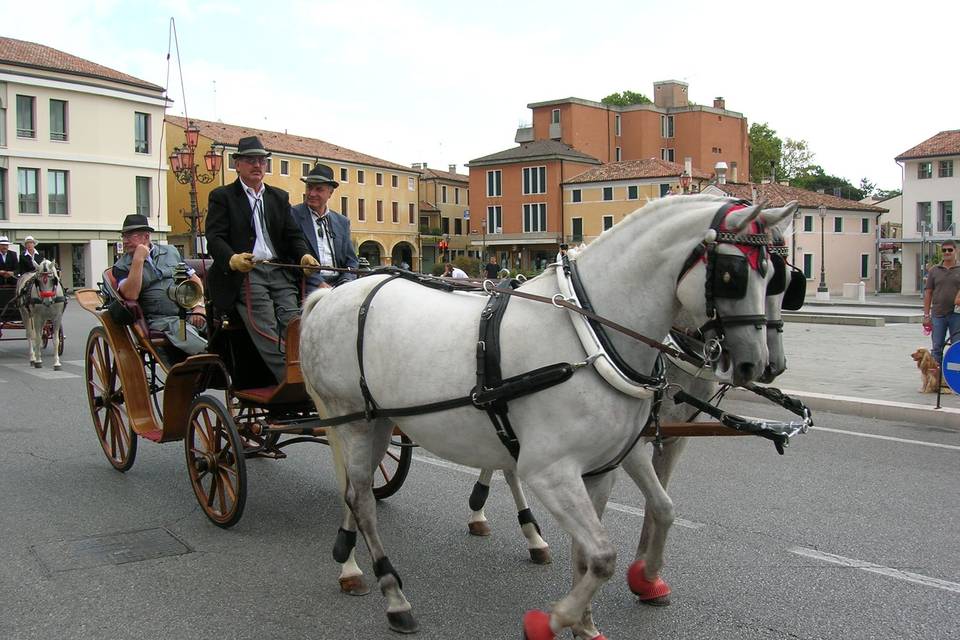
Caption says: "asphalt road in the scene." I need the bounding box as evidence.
[0,304,957,639]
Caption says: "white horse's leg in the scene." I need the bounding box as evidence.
[50,315,63,370]
[30,315,43,368]
[468,468,495,536]
[521,466,616,639]
[570,471,616,640]
[330,421,418,634]
[328,428,370,596]
[504,469,551,564]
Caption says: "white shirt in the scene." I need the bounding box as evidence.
[309,207,338,277]
[451,267,469,279]
[242,180,274,261]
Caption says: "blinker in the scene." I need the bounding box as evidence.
[712,254,749,299]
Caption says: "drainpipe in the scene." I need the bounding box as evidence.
[875,211,883,296]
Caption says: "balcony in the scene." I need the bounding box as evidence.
[468,230,560,247]
[549,122,562,140]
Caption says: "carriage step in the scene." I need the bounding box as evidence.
[141,429,163,442]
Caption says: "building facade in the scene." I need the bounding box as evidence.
[895,130,959,294]
[0,37,168,288]
[166,117,421,269]
[415,164,469,270]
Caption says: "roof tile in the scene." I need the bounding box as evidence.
[712,182,887,213]
[564,158,711,184]
[895,130,960,161]
[469,139,599,165]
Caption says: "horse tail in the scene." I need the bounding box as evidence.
[301,287,333,324]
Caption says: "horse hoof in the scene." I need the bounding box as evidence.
[529,547,552,565]
[386,610,419,634]
[338,575,370,596]
[522,610,554,640]
[468,520,491,536]
[54,365,62,371]
[33,362,41,368]
[627,560,671,603]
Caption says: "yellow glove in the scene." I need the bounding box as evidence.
[229,252,256,273]
[300,254,321,273]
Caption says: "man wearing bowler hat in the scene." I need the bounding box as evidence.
[290,164,359,294]
[0,237,19,284]
[205,135,320,383]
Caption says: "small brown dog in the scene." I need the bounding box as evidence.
[911,348,952,393]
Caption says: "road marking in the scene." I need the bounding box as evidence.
[63,360,85,367]
[412,454,705,529]
[1,364,78,380]
[788,546,960,595]
[811,426,960,451]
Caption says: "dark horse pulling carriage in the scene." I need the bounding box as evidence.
[76,259,411,528]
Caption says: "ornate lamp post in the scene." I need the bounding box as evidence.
[679,170,691,194]
[817,204,829,300]
[169,121,222,256]
[481,219,487,261]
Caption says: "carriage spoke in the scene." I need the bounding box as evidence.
[220,469,237,502]
[216,471,228,514]
[206,473,218,508]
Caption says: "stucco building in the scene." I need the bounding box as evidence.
[0,37,168,288]
[415,164,469,270]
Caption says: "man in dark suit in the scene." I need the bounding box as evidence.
[205,136,320,383]
[290,164,359,294]
[0,237,19,284]
[19,236,43,275]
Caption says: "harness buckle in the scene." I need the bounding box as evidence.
[551,294,571,308]
[703,337,723,364]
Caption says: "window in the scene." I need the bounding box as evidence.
[391,175,398,188]
[615,147,622,161]
[454,218,462,235]
[522,203,547,232]
[860,218,869,234]
[265,158,272,174]
[486,170,502,197]
[358,198,366,221]
[302,162,311,176]
[940,160,954,178]
[486,206,502,232]
[660,114,674,138]
[441,185,447,203]
[0,168,6,219]
[49,99,68,141]
[227,155,236,171]
[522,166,546,195]
[660,148,675,162]
[659,183,670,197]
[551,109,560,124]
[408,176,415,191]
[340,196,348,217]
[18,168,39,213]
[391,201,399,223]
[615,114,621,137]
[135,176,151,216]
[833,217,842,233]
[441,217,450,234]
[602,187,613,201]
[48,170,68,214]
[860,254,869,279]
[918,162,933,179]
[916,202,931,232]
[134,111,150,153]
[408,202,415,224]
[803,215,813,232]
[0,106,6,146]
[571,189,581,203]
[376,199,384,222]
[280,159,289,176]
[938,201,954,232]
[455,187,460,205]
[16,95,35,138]
[628,185,638,200]
[603,215,614,231]
[571,218,583,241]
[376,172,383,186]
[357,170,365,184]
[341,167,349,182]
[803,254,813,279]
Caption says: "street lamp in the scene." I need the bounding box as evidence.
[679,170,691,194]
[482,219,487,261]
[817,204,829,300]
[169,121,222,256]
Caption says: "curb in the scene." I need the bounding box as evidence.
[727,387,960,429]
[783,314,885,327]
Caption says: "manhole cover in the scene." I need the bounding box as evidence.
[32,527,191,574]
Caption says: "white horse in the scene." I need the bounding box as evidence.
[301,195,775,638]
[16,259,65,370]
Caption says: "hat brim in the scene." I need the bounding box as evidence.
[301,177,339,188]
[122,224,155,233]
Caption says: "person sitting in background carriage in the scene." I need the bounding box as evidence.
[112,214,207,356]
[290,163,358,294]
[0,237,19,284]
[18,236,43,275]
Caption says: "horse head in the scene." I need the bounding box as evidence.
[756,202,798,382]
[34,259,62,305]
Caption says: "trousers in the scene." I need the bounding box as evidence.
[236,263,299,383]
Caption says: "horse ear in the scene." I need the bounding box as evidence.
[725,198,766,233]
[759,200,798,231]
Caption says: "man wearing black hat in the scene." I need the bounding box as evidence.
[205,135,320,383]
[112,214,207,355]
[0,237,19,284]
[290,164,359,294]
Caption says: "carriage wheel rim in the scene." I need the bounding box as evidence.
[187,397,246,525]
[85,328,135,470]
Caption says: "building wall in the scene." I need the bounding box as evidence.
[563,181,672,243]
[899,156,958,293]
[792,209,880,294]
[1,69,167,287]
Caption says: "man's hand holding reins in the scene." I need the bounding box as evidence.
[229,252,256,273]
[300,254,321,273]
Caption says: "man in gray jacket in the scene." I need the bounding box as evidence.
[290,164,359,294]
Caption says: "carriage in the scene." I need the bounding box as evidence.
[0,283,66,355]
[74,259,412,528]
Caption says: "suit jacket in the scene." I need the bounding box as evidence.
[0,250,19,283]
[290,203,359,290]
[205,179,311,310]
[19,251,42,275]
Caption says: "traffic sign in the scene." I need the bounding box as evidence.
[463,210,470,220]
[943,342,960,394]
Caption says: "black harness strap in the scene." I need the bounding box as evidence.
[356,274,402,419]
[474,292,520,458]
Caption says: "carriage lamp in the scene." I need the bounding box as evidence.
[167,263,204,340]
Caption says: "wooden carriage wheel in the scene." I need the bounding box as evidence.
[185,395,247,528]
[84,327,138,472]
[41,323,65,356]
[372,431,412,500]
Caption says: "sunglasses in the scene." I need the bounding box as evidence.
[944,248,955,253]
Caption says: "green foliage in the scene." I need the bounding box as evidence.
[453,255,481,277]
[749,122,782,182]
[780,138,816,181]
[874,188,902,201]
[600,90,652,106]
[430,263,445,276]
[792,167,866,201]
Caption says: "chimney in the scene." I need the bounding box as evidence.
[730,161,739,183]
[448,164,457,174]
[411,163,421,170]
[715,161,728,185]
[422,162,428,168]
[713,97,725,110]
[653,80,689,108]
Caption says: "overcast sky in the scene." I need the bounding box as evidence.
[6,0,957,190]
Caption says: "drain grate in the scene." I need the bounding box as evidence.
[32,527,192,574]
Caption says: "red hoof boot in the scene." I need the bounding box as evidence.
[627,560,671,604]
[338,574,370,596]
[469,520,492,536]
[522,610,555,640]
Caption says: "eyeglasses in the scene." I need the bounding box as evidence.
[121,231,147,239]
[943,248,955,253]
[238,157,269,165]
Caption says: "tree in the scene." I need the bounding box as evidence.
[792,167,866,201]
[748,122,782,183]
[858,177,877,199]
[600,90,652,106]
[780,138,815,181]
[874,188,902,201]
